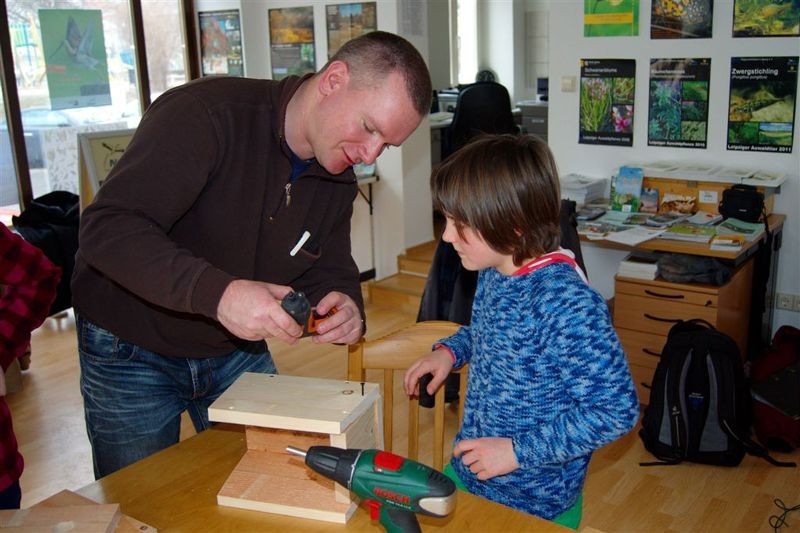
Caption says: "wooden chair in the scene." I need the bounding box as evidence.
[347,320,467,471]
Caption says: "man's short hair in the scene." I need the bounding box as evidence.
[325,31,432,117]
[431,134,561,265]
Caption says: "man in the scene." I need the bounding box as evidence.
[72,31,431,478]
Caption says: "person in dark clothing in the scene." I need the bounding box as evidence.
[71,31,431,478]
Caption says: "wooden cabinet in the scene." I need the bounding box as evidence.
[613,258,753,404]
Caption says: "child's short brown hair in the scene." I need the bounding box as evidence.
[431,134,561,265]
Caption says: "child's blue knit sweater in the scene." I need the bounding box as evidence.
[440,263,639,519]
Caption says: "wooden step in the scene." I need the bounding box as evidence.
[397,240,437,277]
[397,255,431,276]
[369,273,426,314]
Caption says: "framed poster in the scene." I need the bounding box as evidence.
[648,58,711,149]
[39,9,111,109]
[579,59,636,146]
[198,9,244,77]
[268,6,316,80]
[650,0,713,39]
[326,2,377,58]
[733,0,799,37]
[584,0,639,37]
[78,128,136,210]
[727,56,798,153]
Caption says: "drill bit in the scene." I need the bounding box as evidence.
[286,446,307,458]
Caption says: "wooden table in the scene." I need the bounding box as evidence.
[76,425,569,532]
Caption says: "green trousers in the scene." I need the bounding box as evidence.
[443,463,582,530]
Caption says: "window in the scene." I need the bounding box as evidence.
[455,0,477,85]
[1,0,197,218]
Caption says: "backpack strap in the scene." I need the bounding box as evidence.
[720,420,796,467]
[710,349,797,468]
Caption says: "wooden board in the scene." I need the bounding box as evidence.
[0,503,120,531]
[30,490,156,533]
[208,373,380,434]
[217,448,357,523]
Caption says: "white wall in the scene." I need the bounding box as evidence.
[195,0,434,278]
[427,0,452,90]
[547,1,799,332]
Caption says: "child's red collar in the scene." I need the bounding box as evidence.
[511,248,588,283]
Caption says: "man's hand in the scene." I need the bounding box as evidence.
[308,291,363,345]
[403,348,454,397]
[453,437,519,480]
[217,280,303,344]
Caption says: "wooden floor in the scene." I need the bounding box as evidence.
[8,304,800,532]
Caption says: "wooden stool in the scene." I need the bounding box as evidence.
[208,373,382,523]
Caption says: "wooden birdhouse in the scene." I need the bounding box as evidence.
[208,373,382,523]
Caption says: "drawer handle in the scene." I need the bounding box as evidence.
[644,289,684,299]
[644,313,681,323]
[642,348,661,357]
[642,382,652,390]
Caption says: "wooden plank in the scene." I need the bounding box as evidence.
[32,490,155,533]
[217,450,356,523]
[208,373,379,434]
[0,504,121,532]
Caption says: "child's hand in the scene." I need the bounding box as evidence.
[453,437,519,480]
[403,348,454,397]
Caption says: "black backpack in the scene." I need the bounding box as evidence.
[639,319,795,468]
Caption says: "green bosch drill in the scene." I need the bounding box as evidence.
[286,445,456,533]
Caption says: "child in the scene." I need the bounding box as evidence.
[403,134,639,529]
[0,224,60,509]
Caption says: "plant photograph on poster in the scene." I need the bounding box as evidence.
[727,56,797,153]
[648,58,711,148]
[733,0,799,37]
[579,59,636,146]
[651,0,713,39]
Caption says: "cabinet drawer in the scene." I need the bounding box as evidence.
[629,363,656,405]
[617,328,664,369]
[616,279,717,308]
[614,293,717,336]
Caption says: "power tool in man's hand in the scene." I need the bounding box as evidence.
[280,291,337,337]
[286,445,456,533]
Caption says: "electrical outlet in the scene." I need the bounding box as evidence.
[776,293,794,310]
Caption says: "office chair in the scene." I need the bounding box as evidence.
[347,320,467,471]
[442,81,519,160]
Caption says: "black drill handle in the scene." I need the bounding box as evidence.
[381,506,421,533]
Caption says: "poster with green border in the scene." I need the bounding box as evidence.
[579,59,636,146]
[199,10,244,77]
[268,6,316,80]
[39,9,111,110]
[648,58,711,149]
[584,0,640,37]
[727,56,798,153]
[733,0,800,37]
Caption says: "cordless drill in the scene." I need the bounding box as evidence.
[286,445,457,533]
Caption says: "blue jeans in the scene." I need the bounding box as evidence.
[76,314,277,479]
[0,480,21,510]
